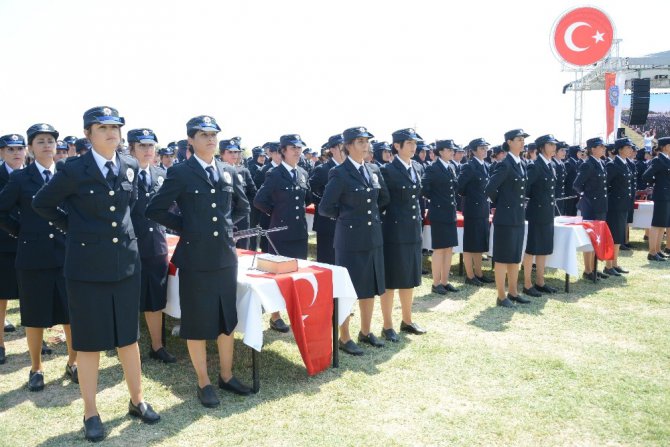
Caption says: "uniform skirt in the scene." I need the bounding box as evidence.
[140,255,168,312]
[492,224,524,264]
[525,222,554,256]
[178,266,237,340]
[18,268,68,328]
[66,273,141,352]
[463,217,489,253]
[581,211,607,221]
[430,221,458,250]
[652,200,670,228]
[336,246,385,299]
[316,231,335,265]
[606,210,629,245]
[0,252,19,298]
[384,241,422,290]
[270,239,308,260]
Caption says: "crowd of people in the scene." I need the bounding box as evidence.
[1,105,670,442]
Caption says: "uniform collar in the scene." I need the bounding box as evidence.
[348,156,364,170]
[34,159,55,175]
[192,153,217,171]
[507,152,521,164]
[91,148,118,173]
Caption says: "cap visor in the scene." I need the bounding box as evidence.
[138,138,156,144]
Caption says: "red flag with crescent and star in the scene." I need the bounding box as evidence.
[574,220,615,260]
[552,7,614,67]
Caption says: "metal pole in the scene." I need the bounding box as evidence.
[252,347,260,393]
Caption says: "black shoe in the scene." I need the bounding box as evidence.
[422,268,430,275]
[149,347,177,364]
[197,384,220,408]
[535,284,557,294]
[465,276,483,287]
[444,283,460,293]
[218,375,252,396]
[496,298,514,308]
[65,363,79,384]
[657,251,670,259]
[476,275,495,284]
[28,370,44,392]
[619,244,631,251]
[128,400,160,424]
[4,321,15,333]
[0,346,5,364]
[648,253,667,262]
[83,415,105,442]
[381,328,399,343]
[597,271,610,279]
[582,272,599,281]
[41,341,52,356]
[522,287,542,298]
[603,267,621,277]
[664,247,670,255]
[614,266,629,274]
[431,284,447,295]
[400,321,427,335]
[508,293,531,304]
[338,340,364,356]
[358,332,385,347]
[269,317,290,333]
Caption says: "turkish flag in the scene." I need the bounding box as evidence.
[253,266,334,376]
[580,220,615,260]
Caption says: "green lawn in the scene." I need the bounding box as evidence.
[1,229,669,446]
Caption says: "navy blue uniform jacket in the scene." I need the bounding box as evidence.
[485,154,528,226]
[145,156,250,271]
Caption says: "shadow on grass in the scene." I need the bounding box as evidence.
[35,315,410,446]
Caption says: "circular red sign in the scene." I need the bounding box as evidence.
[552,7,614,66]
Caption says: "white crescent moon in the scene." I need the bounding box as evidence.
[295,273,319,307]
[564,21,591,52]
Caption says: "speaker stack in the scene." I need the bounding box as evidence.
[628,78,651,125]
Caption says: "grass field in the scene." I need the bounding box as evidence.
[1,229,669,446]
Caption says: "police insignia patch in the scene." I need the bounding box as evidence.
[10,135,18,141]
[40,124,50,131]
[156,176,164,187]
[126,168,135,182]
[372,173,378,183]
[203,116,212,124]
[237,173,243,183]
[223,171,232,184]
[103,107,112,116]
[143,129,150,136]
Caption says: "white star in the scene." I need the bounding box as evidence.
[592,31,605,43]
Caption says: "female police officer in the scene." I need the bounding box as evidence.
[0,134,24,365]
[485,129,531,308]
[0,124,77,391]
[521,134,559,297]
[127,128,176,363]
[422,140,460,294]
[573,137,609,279]
[642,137,670,261]
[146,115,252,408]
[33,107,160,441]
[380,128,426,338]
[319,126,389,355]
[254,134,312,260]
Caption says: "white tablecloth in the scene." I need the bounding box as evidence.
[422,219,593,277]
[165,254,358,352]
[631,202,653,229]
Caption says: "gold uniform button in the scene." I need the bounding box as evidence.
[112,237,119,243]
[109,206,116,212]
[211,203,216,208]
[109,191,114,196]
[49,234,54,239]
[213,231,219,237]
[212,217,218,222]
[111,222,118,227]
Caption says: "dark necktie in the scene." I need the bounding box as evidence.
[291,168,297,184]
[205,166,216,185]
[139,170,148,190]
[483,163,489,176]
[104,161,116,188]
[43,169,51,183]
[359,166,369,186]
[408,167,415,183]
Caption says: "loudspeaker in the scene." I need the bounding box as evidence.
[629,78,650,125]
[617,128,626,139]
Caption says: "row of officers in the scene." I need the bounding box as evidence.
[2,107,670,442]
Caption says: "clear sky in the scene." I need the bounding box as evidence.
[0,0,666,149]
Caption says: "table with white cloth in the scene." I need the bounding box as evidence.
[423,218,595,291]
[164,239,358,391]
[630,201,654,229]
